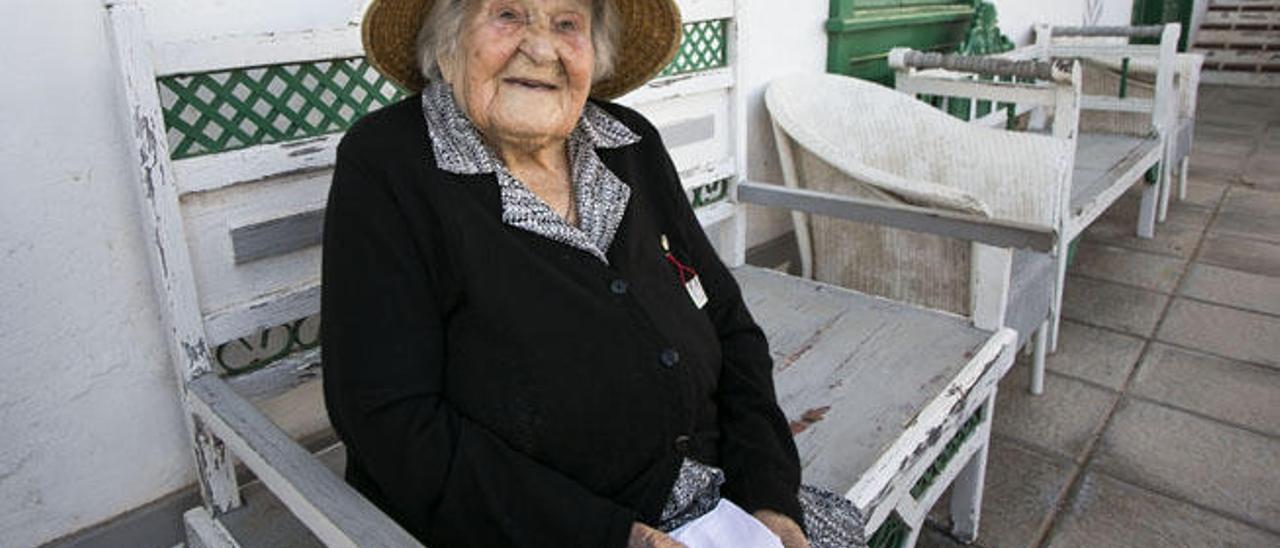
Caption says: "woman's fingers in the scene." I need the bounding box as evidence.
[752,510,810,548]
[628,523,688,548]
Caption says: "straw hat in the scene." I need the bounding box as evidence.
[362,0,683,100]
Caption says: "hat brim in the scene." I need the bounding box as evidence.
[362,0,683,100]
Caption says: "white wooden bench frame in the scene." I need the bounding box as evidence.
[1025,24,1202,224]
[891,24,1180,354]
[107,0,1017,545]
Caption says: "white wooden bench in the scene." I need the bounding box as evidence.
[106,0,1018,545]
[1025,25,1205,216]
[889,26,1179,353]
[1008,24,1198,225]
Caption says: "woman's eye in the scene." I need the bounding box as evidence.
[555,18,581,32]
[496,8,522,22]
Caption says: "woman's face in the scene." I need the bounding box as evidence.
[442,0,596,150]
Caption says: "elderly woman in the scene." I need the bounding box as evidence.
[322,0,862,546]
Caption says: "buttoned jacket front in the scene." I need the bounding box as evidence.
[321,95,802,548]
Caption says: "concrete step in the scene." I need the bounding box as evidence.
[1203,10,1280,31]
[1197,28,1280,46]
[1208,0,1280,9]
[1194,46,1280,67]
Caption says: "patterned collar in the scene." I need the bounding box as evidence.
[421,82,640,263]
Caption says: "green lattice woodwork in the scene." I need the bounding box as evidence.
[215,315,320,375]
[658,19,729,78]
[826,0,976,84]
[867,512,910,548]
[159,58,405,159]
[160,20,730,159]
[910,405,986,499]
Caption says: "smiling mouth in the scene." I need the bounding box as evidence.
[504,77,559,91]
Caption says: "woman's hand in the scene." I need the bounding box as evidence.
[628,523,687,548]
[753,510,810,548]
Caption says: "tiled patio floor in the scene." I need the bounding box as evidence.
[919,85,1280,547]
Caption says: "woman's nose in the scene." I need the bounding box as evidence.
[518,24,557,64]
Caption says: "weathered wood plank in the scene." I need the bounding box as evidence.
[732,267,1016,531]
[152,27,363,77]
[105,0,242,513]
[174,134,340,195]
[231,209,325,265]
[187,375,422,548]
[737,182,1058,252]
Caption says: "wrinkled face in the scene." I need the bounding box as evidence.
[441,0,595,150]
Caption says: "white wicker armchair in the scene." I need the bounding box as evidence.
[766,72,1072,394]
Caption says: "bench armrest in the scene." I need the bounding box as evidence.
[738,181,1057,252]
[187,375,423,548]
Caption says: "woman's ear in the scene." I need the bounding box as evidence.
[436,50,458,84]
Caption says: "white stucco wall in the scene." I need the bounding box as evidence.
[0,2,364,546]
[739,0,830,248]
[992,0,1135,45]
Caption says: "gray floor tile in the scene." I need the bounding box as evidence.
[1197,235,1280,277]
[1179,177,1228,209]
[1061,276,1170,337]
[1069,241,1187,293]
[1102,192,1213,230]
[1039,321,1144,390]
[1222,187,1280,219]
[1243,154,1280,190]
[914,525,968,548]
[1192,130,1257,158]
[1187,151,1245,180]
[994,367,1119,461]
[1083,215,1204,259]
[1046,472,1280,548]
[1211,210,1280,245]
[1132,344,1280,437]
[1180,263,1280,316]
[1091,398,1280,528]
[930,439,1075,548]
[1157,298,1280,368]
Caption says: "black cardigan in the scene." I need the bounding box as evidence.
[321,95,802,547]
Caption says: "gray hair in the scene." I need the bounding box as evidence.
[416,0,620,85]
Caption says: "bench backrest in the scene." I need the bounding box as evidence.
[1031,24,1182,136]
[109,0,748,399]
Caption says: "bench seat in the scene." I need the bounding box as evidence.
[187,266,1015,546]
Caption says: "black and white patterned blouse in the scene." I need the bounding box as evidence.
[421,82,637,264]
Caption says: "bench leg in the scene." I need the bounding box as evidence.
[1029,320,1049,395]
[1137,180,1158,239]
[1049,243,1068,353]
[191,413,242,515]
[949,394,994,543]
[1178,156,1189,201]
[1158,156,1173,224]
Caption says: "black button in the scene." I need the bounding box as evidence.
[610,279,629,295]
[659,348,680,368]
[673,435,692,454]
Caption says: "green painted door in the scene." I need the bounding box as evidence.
[1132,0,1196,51]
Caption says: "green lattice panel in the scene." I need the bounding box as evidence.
[214,314,320,376]
[158,57,405,159]
[692,178,730,208]
[911,405,987,499]
[868,513,910,548]
[659,19,729,78]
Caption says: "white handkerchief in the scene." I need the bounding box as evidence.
[669,499,784,548]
